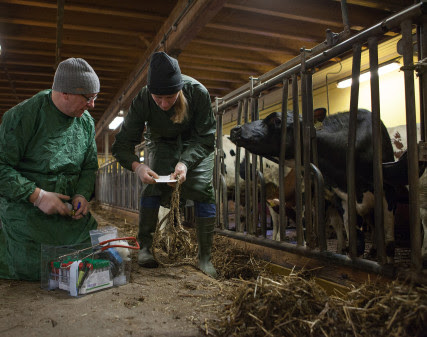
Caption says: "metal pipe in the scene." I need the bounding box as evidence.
[215,99,223,228]
[251,98,258,235]
[216,229,395,278]
[220,173,227,230]
[104,133,109,164]
[419,14,427,142]
[301,68,314,248]
[340,0,350,32]
[244,99,251,235]
[257,171,267,237]
[401,19,422,270]
[368,36,387,265]
[347,43,362,259]
[235,100,243,233]
[310,163,326,251]
[279,79,289,241]
[292,74,304,246]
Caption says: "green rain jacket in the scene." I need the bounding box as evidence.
[0,90,98,281]
[112,75,216,206]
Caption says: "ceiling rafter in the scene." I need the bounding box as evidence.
[0,17,151,37]
[181,62,256,76]
[182,51,276,67]
[1,0,166,21]
[206,22,319,43]
[4,49,138,64]
[192,38,295,55]
[3,35,143,51]
[3,60,129,72]
[223,3,343,28]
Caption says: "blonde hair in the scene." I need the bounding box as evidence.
[171,90,188,124]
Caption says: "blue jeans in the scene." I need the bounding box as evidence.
[140,196,216,218]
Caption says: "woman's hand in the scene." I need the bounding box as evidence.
[135,163,159,184]
[169,162,187,186]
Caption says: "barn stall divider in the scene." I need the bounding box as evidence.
[95,2,426,282]
[213,2,426,280]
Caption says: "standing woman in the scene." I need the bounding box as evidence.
[112,52,217,278]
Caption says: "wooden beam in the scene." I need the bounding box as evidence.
[206,22,318,43]
[181,48,276,67]
[192,37,295,55]
[163,0,228,56]
[3,60,129,73]
[180,62,255,76]
[0,17,147,37]
[2,35,143,51]
[1,0,166,21]
[183,70,244,83]
[223,2,343,28]
[6,49,137,64]
[55,0,64,68]
[333,0,413,12]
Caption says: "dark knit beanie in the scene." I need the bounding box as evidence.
[52,58,100,94]
[147,52,183,95]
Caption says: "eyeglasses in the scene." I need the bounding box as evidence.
[81,94,98,104]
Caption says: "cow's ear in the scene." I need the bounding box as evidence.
[272,115,281,128]
[314,108,327,122]
[265,112,281,127]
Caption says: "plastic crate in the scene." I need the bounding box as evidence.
[40,229,135,296]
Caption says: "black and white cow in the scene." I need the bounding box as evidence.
[230,109,400,262]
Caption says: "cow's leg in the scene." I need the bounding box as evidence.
[383,197,395,264]
[267,204,280,241]
[363,194,395,264]
[334,189,368,257]
[325,204,345,254]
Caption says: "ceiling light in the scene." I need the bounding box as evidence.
[337,62,401,89]
[108,116,124,130]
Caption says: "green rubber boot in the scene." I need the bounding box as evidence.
[137,207,159,268]
[196,217,218,278]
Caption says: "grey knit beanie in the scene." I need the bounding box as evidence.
[147,52,183,95]
[52,58,100,94]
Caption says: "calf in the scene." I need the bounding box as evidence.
[221,135,295,240]
[230,109,399,262]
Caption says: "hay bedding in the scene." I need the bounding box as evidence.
[213,271,427,337]
[91,197,426,337]
[148,186,427,337]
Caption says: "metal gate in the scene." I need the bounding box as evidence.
[213,2,426,277]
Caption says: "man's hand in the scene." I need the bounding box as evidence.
[71,194,88,220]
[135,163,159,184]
[34,189,71,215]
[170,162,187,186]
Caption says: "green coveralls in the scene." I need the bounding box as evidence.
[0,90,98,281]
[112,75,216,205]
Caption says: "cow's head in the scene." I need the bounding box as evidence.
[230,111,298,158]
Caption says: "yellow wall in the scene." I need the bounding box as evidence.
[314,60,420,128]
